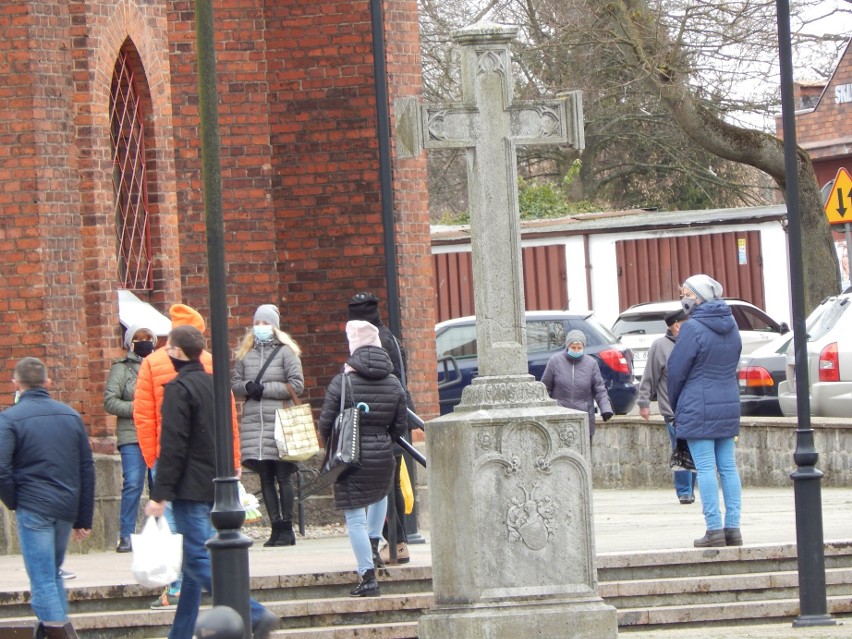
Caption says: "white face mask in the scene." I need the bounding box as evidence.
[681,297,697,316]
[253,325,274,341]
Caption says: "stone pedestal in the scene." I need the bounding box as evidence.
[419,376,618,639]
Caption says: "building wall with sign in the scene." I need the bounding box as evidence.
[779,40,852,187]
[432,205,792,329]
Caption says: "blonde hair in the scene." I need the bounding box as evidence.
[234,326,302,361]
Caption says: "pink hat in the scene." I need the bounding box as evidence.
[346,320,381,354]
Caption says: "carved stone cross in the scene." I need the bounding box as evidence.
[396,23,584,379]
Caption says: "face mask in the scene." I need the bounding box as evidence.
[169,356,190,371]
[253,325,274,342]
[566,349,584,359]
[681,298,697,316]
[132,341,155,358]
[13,390,19,404]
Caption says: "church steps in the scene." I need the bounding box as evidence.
[0,542,850,638]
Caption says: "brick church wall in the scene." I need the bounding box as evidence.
[0,0,434,458]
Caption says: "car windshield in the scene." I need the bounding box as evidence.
[612,314,668,336]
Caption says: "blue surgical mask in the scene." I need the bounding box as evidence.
[566,349,584,359]
[681,298,697,316]
[253,325,274,342]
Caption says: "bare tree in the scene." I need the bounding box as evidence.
[418,0,850,307]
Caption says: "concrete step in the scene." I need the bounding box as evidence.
[2,543,852,637]
[273,621,419,638]
[617,594,852,629]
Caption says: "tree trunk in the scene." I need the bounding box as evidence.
[602,0,839,311]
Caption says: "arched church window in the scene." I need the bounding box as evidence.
[110,49,152,290]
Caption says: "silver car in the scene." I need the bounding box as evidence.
[778,293,852,418]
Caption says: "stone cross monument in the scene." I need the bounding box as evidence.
[396,23,617,638]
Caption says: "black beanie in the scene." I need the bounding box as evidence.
[347,292,382,326]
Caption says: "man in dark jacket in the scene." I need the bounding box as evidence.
[668,274,743,549]
[637,309,695,504]
[0,357,94,623]
[144,326,278,639]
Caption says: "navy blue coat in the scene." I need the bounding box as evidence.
[667,300,742,440]
[0,388,95,528]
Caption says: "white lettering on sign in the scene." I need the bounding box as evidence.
[836,83,852,104]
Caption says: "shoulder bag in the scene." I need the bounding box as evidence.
[321,374,362,477]
[274,383,320,461]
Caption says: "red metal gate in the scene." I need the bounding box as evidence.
[433,245,568,322]
[615,231,766,311]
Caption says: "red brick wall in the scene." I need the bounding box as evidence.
[0,0,435,450]
[784,41,852,186]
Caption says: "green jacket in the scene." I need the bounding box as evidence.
[104,351,143,447]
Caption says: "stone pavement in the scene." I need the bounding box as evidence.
[0,487,849,637]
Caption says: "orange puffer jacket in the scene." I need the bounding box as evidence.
[134,347,241,469]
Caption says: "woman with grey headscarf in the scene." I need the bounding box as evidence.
[668,274,743,548]
[541,329,613,440]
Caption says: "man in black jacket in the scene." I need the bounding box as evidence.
[0,357,94,623]
[144,326,278,639]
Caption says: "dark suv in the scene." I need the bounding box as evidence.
[436,311,637,415]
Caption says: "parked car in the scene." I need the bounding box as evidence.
[612,299,788,380]
[436,311,636,416]
[737,333,792,416]
[778,293,852,418]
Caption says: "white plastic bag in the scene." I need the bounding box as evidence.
[130,515,183,588]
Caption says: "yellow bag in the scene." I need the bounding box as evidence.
[400,456,414,515]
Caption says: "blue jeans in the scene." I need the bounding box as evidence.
[119,443,149,538]
[666,421,696,497]
[16,508,73,622]
[343,497,388,576]
[169,499,270,639]
[687,437,742,531]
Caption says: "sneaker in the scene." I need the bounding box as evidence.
[678,494,695,504]
[58,568,75,580]
[150,588,180,610]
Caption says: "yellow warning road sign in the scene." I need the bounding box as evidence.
[825,167,852,225]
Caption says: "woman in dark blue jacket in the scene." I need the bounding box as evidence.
[667,274,743,548]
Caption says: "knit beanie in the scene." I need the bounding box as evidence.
[346,320,381,354]
[565,329,587,347]
[124,323,157,350]
[169,304,205,332]
[347,292,382,326]
[683,274,723,302]
[254,304,281,329]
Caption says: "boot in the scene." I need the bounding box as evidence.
[380,541,410,565]
[370,537,385,568]
[264,521,283,547]
[694,529,726,547]
[275,521,296,546]
[724,527,743,546]
[349,569,380,597]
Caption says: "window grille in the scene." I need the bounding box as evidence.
[110,49,152,290]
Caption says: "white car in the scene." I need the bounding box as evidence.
[778,293,852,418]
[612,299,788,380]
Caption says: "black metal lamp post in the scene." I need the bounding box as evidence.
[194,2,253,638]
[774,0,835,628]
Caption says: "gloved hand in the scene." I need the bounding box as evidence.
[601,411,613,422]
[245,381,264,401]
